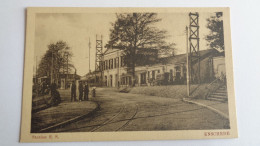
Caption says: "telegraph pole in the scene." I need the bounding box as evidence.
[96,35,103,85]
[89,37,91,73]
[51,51,53,83]
[189,12,200,84]
[186,26,190,97]
[35,56,38,83]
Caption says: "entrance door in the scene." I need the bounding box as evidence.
[175,66,181,83]
[141,73,146,84]
[105,76,107,86]
[60,78,65,89]
[110,75,113,87]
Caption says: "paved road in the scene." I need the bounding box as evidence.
[52,88,230,132]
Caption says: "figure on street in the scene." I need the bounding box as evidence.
[71,81,77,102]
[78,81,83,101]
[92,86,96,98]
[50,81,57,97]
[41,80,47,95]
[50,81,61,105]
[84,82,89,101]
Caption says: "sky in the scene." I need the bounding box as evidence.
[34,12,214,76]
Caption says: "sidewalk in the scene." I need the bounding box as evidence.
[183,98,229,119]
[32,94,52,112]
[31,100,98,133]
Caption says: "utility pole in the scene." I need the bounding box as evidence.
[35,56,37,83]
[66,53,68,88]
[96,35,103,72]
[186,26,190,97]
[96,35,103,85]
[189,12,200,84]
[51,51,53,84]
[89,37,91,73]
[63,52,69,89]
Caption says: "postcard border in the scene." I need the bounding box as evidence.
[20,7,238,142]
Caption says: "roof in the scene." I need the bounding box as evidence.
[103,48,158,56]
[103,48,121,55]
[159,49,216,65]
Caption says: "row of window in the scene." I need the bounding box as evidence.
[102,56,125,70]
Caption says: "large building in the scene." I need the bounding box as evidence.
[71,48,225,89]
[102,48,127,87]
[100,47,225,88]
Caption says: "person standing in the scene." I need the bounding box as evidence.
[71,81,77,102]
[50,81,61,105]
[78,81,83,101]
[84,82,89,101]
[50,81,57,97]
[41,81,47,95]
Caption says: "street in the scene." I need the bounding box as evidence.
[52,87,230,132]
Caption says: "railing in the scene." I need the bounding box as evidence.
[205,78,219,90]
[204,78,224,99]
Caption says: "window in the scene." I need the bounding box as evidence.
[108,60,110,69]
[141,73,146,84]
[110,59,113,69]
[152,71,155,79]
[114,58,117,68]
[115,57,119,68]
[170,69,173,81]
[121,56,125,67]
[110,75,113,87]
[105,76,107,86]
[105,60,108,70]
[108,59,111,69]
[158,70,160,73]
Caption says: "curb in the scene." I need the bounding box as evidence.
[38,101,100,133]
[32,96,52,113]
[182,98,229,120]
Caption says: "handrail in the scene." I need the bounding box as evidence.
[205,78,219,90]
[205,78,223,99]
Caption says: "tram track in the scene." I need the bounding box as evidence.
[90,105,126,132]
[48,89,229,132]
[52,100,196,132]
[115,104,138,131]
[54,103,140,132]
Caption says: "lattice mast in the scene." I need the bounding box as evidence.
[95,35,103,72]
[189,12,200,84]
[88,38,91,73]
[95,35,103,85]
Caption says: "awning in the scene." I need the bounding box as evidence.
[121,73,133,77]
[135,70,147,74]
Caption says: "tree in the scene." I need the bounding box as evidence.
[107,13,174,86]
[37,41,74,83]
[206,12,224,51]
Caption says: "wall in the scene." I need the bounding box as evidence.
[213,56,226,78]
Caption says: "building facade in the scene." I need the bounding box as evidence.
[101,48,223,87]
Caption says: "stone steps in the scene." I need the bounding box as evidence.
[207,85,228,102]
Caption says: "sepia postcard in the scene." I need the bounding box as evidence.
[20,7,238,142]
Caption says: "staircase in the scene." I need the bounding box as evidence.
[207,85,228,102]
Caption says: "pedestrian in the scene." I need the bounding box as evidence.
[71,81,77,102]
[92,86,96,98]
[50,81,61,105]
[50,81,57,97]
[41,80,47,95]
[84,82,89,101]
[78,81,83,101]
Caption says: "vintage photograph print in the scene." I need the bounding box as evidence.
[20,7,237,142]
